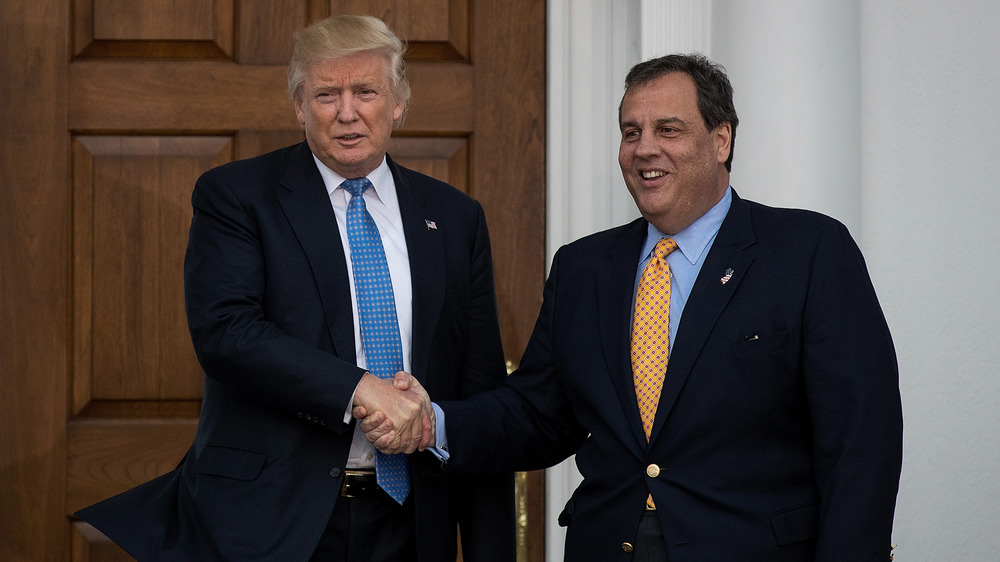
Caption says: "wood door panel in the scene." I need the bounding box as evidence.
[236,129,307,159]
[3,1,546,560]
[74,0,234,58]
[72,136,230,406]
[67,61,472,132]
[388,137,468,191]
[93,0,216,40]
[238,0,309,64]
[331,0,469,59]
[66,420,197,514]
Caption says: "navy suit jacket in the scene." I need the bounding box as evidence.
[77,142,514,561]
[440,191,902,561]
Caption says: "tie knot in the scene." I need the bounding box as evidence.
[341,177,372,198]
[653,237,678,260]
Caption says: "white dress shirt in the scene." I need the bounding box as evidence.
[313,154,413,469]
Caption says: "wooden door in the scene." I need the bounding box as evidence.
[0,1,546,560]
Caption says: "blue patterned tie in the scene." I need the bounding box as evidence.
[342,177,410,504]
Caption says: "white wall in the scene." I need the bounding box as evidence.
[860,1,1000,559]
[547,0,1000,560]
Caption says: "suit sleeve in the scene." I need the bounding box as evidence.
[184,170,364,432]
[440,247,589,475]
[449,202,517,560]
[803,220,903,561]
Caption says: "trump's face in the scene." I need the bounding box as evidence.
[618,72,731,234]
[294,51,403,178]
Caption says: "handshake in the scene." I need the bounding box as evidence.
[352,371,436,455]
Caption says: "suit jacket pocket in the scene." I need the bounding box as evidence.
[770,501,819,546]
[734,328,789,358]
[197,445,267,481]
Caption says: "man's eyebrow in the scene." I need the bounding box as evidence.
[653,117,686,126]
[619,116,686,129]
[309,82,340,93]
[354,79,381,88]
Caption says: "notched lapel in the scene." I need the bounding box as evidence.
[650,194,757,442]
[276,144,356,360]
[391,160,444,386]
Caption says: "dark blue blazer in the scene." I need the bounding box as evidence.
[441,191,902,561]
[77,142,513,561]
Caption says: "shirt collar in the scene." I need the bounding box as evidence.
[312,154,394,206]
[641,187,733,265]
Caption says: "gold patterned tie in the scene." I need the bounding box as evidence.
[631,237,677,509]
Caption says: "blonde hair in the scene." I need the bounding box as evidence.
[288,15,411,126]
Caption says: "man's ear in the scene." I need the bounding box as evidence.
[293,94,306,126]
[715,122,732,165]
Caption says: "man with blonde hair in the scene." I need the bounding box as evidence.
[77,15,514,561]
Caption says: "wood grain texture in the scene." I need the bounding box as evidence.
[238,0,307,64]
[0,0,70,560]
[93,0,215,40]
[3,1,547,559]
[236,129,306,159]
[388,136,468,191]
[67,61,472,132]
[75,0,234,58]
[66,419,197,513]
[471,2,548,559]
[72,136,230,403]
[330,0,469,59]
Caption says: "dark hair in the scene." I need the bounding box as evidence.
[620,53,738,171]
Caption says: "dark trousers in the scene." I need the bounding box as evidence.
[309,492,417,562]
[632,510,669,562]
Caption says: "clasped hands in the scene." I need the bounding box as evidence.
[352,372,435,454]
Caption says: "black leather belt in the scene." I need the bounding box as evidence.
[340,469,382,499]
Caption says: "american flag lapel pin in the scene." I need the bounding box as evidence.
[425,219,438,230]
[720,268,734,284]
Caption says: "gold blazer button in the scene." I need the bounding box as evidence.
[646,464,660,478]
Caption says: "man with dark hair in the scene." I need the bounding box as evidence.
[76,15,513,561]
[362,53,903,561]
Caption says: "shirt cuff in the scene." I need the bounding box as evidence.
[344,373,368,424]
[426,402,450,462]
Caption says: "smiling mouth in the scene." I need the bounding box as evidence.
[642,170,666,179]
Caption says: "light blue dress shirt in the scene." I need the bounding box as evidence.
[435,187,733,459]
[633,187,732,356]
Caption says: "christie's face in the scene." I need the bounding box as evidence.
[294,51,403,178]
[618,72,732,234]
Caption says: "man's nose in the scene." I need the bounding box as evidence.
[634,131,659,158]
[337,94,359,122]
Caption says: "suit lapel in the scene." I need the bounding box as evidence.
[649,191,757,442]
[389,156,444,385]
[276,143,356,360]
[598,218,651,449]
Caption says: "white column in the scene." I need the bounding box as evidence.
[639,0,712,57]
[710,0,862,235]
[546,0,637,257]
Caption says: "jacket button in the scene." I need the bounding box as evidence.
[646,464,660,478]
[329,467,342,478]
[621,542,634,553]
